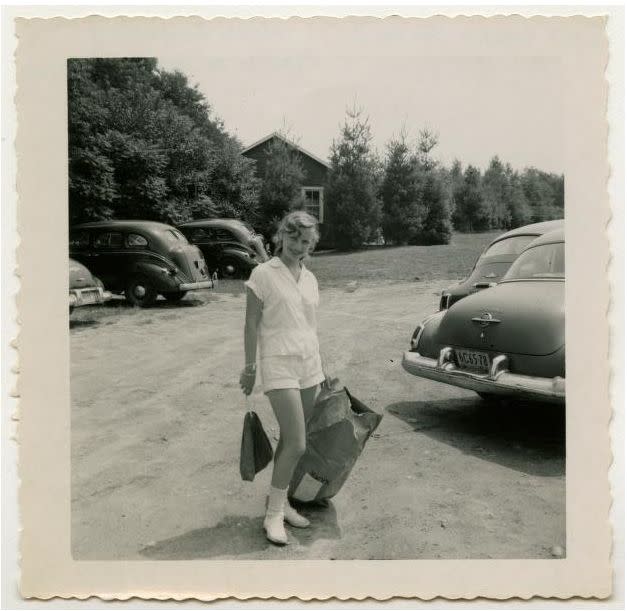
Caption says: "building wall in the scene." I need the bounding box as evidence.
[242,136,333,247]
[242,136,328,187]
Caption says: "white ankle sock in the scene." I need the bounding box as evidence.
[267,486,288,515]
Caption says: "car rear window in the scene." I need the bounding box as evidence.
[125,233,148,248]
[187,228,210,242]
[94,231,123,249]
[503,242,565,280]
[482,235,537,258]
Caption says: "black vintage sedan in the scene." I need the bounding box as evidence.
[177,218,268,279]
[439,219,564,310]
[70,220,213,307]
[403,228,565,405]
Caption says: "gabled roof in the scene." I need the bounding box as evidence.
[242,131,331,170]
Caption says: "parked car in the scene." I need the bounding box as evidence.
[70,220,213,307]
[69,258,112,313]
[439,219,564,310]
[402,228,565,404]
[177,218,269,279]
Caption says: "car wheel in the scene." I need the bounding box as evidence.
[125,276,157,307]
[219,258,242,279]
[163,291,187,303]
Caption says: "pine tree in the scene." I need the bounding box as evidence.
[326,105,381,250]
[412,130,453,245]
[258,135,306,238]
[380,131,423,244]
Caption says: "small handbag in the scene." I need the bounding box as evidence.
[239,401,274,482]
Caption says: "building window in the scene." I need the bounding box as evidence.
[301,187,324,223]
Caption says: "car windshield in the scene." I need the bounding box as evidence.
[163,228,189,244]
[481,235,538,258]
[503,242,565,280]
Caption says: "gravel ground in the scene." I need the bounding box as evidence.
[70,278,565,560]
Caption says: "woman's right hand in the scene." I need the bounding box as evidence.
[239,368,256,395]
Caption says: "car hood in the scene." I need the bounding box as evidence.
[69,259,96,289]
[438,280,564,356]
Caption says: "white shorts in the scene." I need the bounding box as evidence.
[260,353,325,393]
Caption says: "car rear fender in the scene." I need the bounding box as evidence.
[219,246,256,262]
[130,260,184,291]
[413,311,446,358]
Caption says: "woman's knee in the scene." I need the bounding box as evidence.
[280,433,306,459]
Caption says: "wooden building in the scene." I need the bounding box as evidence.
[242,132,331,226]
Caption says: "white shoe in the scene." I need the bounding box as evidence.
[284,502,310,528]
[263,511,288,546]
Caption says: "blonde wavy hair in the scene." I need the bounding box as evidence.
[272,210,320,256]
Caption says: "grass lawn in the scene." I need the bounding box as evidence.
[307,231,501,288]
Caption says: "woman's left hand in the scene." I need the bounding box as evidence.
[239,368,256,395]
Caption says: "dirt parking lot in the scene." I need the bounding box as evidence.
[71,279,565,560]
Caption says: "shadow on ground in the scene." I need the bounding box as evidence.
[101,297,209,310]
[386,398,565,477]
[69,319,100,330]
[139,502,339,559]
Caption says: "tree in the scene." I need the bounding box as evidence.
[448,159,465,230]
[411,130,452,245]
[257,135,306,238]
[67,58,260,226]
[326,105,381,250]
[380,131,423,244]
[482,156,511,229]
[504,164,532,228]
[455,165,490,231]
[414,170,453,245]
[521,168,563,222]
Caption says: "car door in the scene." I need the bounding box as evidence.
[91,230,126,290]
[69,229,93,269]
[192,227,220,273]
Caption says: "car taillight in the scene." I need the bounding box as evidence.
[410,325,423,350]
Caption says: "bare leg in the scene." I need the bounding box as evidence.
[266,388,306,489]
[301,384,321,426]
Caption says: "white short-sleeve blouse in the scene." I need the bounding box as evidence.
[245,256,320,358]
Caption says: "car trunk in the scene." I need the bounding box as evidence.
[439,281,564,356]
[69,261,95,289]
[168,244,209,282]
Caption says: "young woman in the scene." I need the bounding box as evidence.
[239,210,325,546]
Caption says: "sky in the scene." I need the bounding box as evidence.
[158,32,564,175]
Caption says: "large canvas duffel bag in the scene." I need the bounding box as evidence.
[289,382,382,503]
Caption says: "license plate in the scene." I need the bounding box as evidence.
[455,349,490,373]
[80,289,100,305]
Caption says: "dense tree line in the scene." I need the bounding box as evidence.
[68,59,564,249]
[448,157,564,232]
[68,58,259,225]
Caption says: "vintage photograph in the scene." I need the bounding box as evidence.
[14,13,612,600]
[68,34,566,560]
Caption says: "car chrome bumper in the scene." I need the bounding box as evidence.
[402,349,565,404]
[69,288,112,307]
[179,280,214,291]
